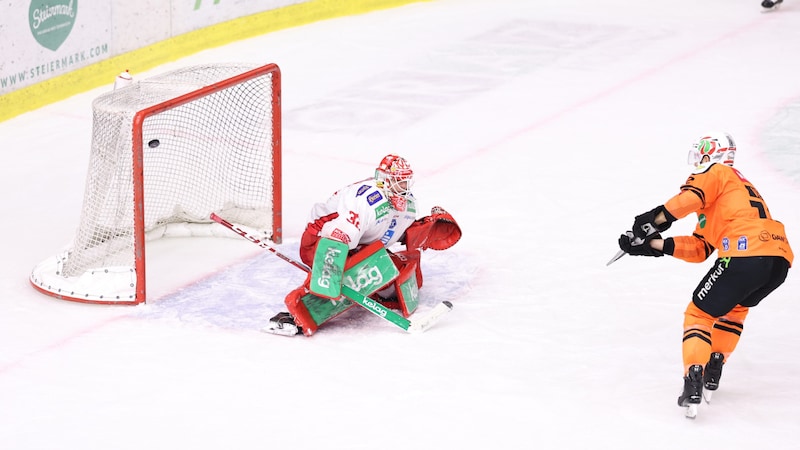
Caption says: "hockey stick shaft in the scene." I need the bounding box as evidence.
[606,250,625,266]
[210,213,310,272]
[340,285,454,333]
[210,213,452,333]
[341,285,411,330]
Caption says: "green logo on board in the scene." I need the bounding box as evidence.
[29,0,77,51]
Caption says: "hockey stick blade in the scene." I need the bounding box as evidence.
[606,249,626,266]
[684,403,698,419]
[341,286,453,333]
[408,300,454,333]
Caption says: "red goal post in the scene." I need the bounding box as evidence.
[30,63,282,305]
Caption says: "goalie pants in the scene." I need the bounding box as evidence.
[299,229,323,267]
[682,256,790,373]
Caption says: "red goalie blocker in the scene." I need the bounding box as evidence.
[404,206,462,251]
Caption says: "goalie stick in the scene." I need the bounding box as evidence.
[210,213,311,272]
[210,213,454,333]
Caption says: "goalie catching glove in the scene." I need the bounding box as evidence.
[403,206,462,251]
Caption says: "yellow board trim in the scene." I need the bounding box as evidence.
[0,0,428,123]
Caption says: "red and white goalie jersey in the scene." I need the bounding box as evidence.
[300,178,418,263]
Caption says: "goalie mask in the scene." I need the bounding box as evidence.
[375,154,414,209]
[687,132,736,168]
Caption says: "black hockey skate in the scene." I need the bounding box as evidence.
[701,352,724,404]
[263,312,302,336]
[678,365,703,418]
[704,352,724,391]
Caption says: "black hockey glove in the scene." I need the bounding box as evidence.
[632,205,675,239]
[618,231,664,257]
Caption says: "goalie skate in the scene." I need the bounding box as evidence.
[262,312,302,336]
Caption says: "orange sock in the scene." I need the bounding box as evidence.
[682,302,715,374]
[710,305,748,363]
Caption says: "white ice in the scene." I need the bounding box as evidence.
[2,0,800,448]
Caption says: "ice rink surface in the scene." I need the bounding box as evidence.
[2,1,800,448]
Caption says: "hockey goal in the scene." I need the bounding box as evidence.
[30,62,282,305]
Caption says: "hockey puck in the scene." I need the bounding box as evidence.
[148,139,160,148]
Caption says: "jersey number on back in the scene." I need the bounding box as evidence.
[745,185,770,219]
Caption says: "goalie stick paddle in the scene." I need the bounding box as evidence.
[209,213,453,333]
[341,285,453,333]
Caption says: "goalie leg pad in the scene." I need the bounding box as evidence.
[285,242,401,336]
[394,262,420,317]
[342,241,400,296]
[285,279,355,337]
[284,284,319,337]
[370,250,421,317]
[390,249,423,288]
[309,237,349,299]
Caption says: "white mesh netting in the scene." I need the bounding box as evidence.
[31,63,280,304]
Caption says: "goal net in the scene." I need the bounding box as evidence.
[30,62,282,305]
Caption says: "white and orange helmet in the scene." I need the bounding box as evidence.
[688,132,737,167]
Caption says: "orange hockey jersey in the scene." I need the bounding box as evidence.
[664,163,793,265]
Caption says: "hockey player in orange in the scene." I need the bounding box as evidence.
[617,132,793,415]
